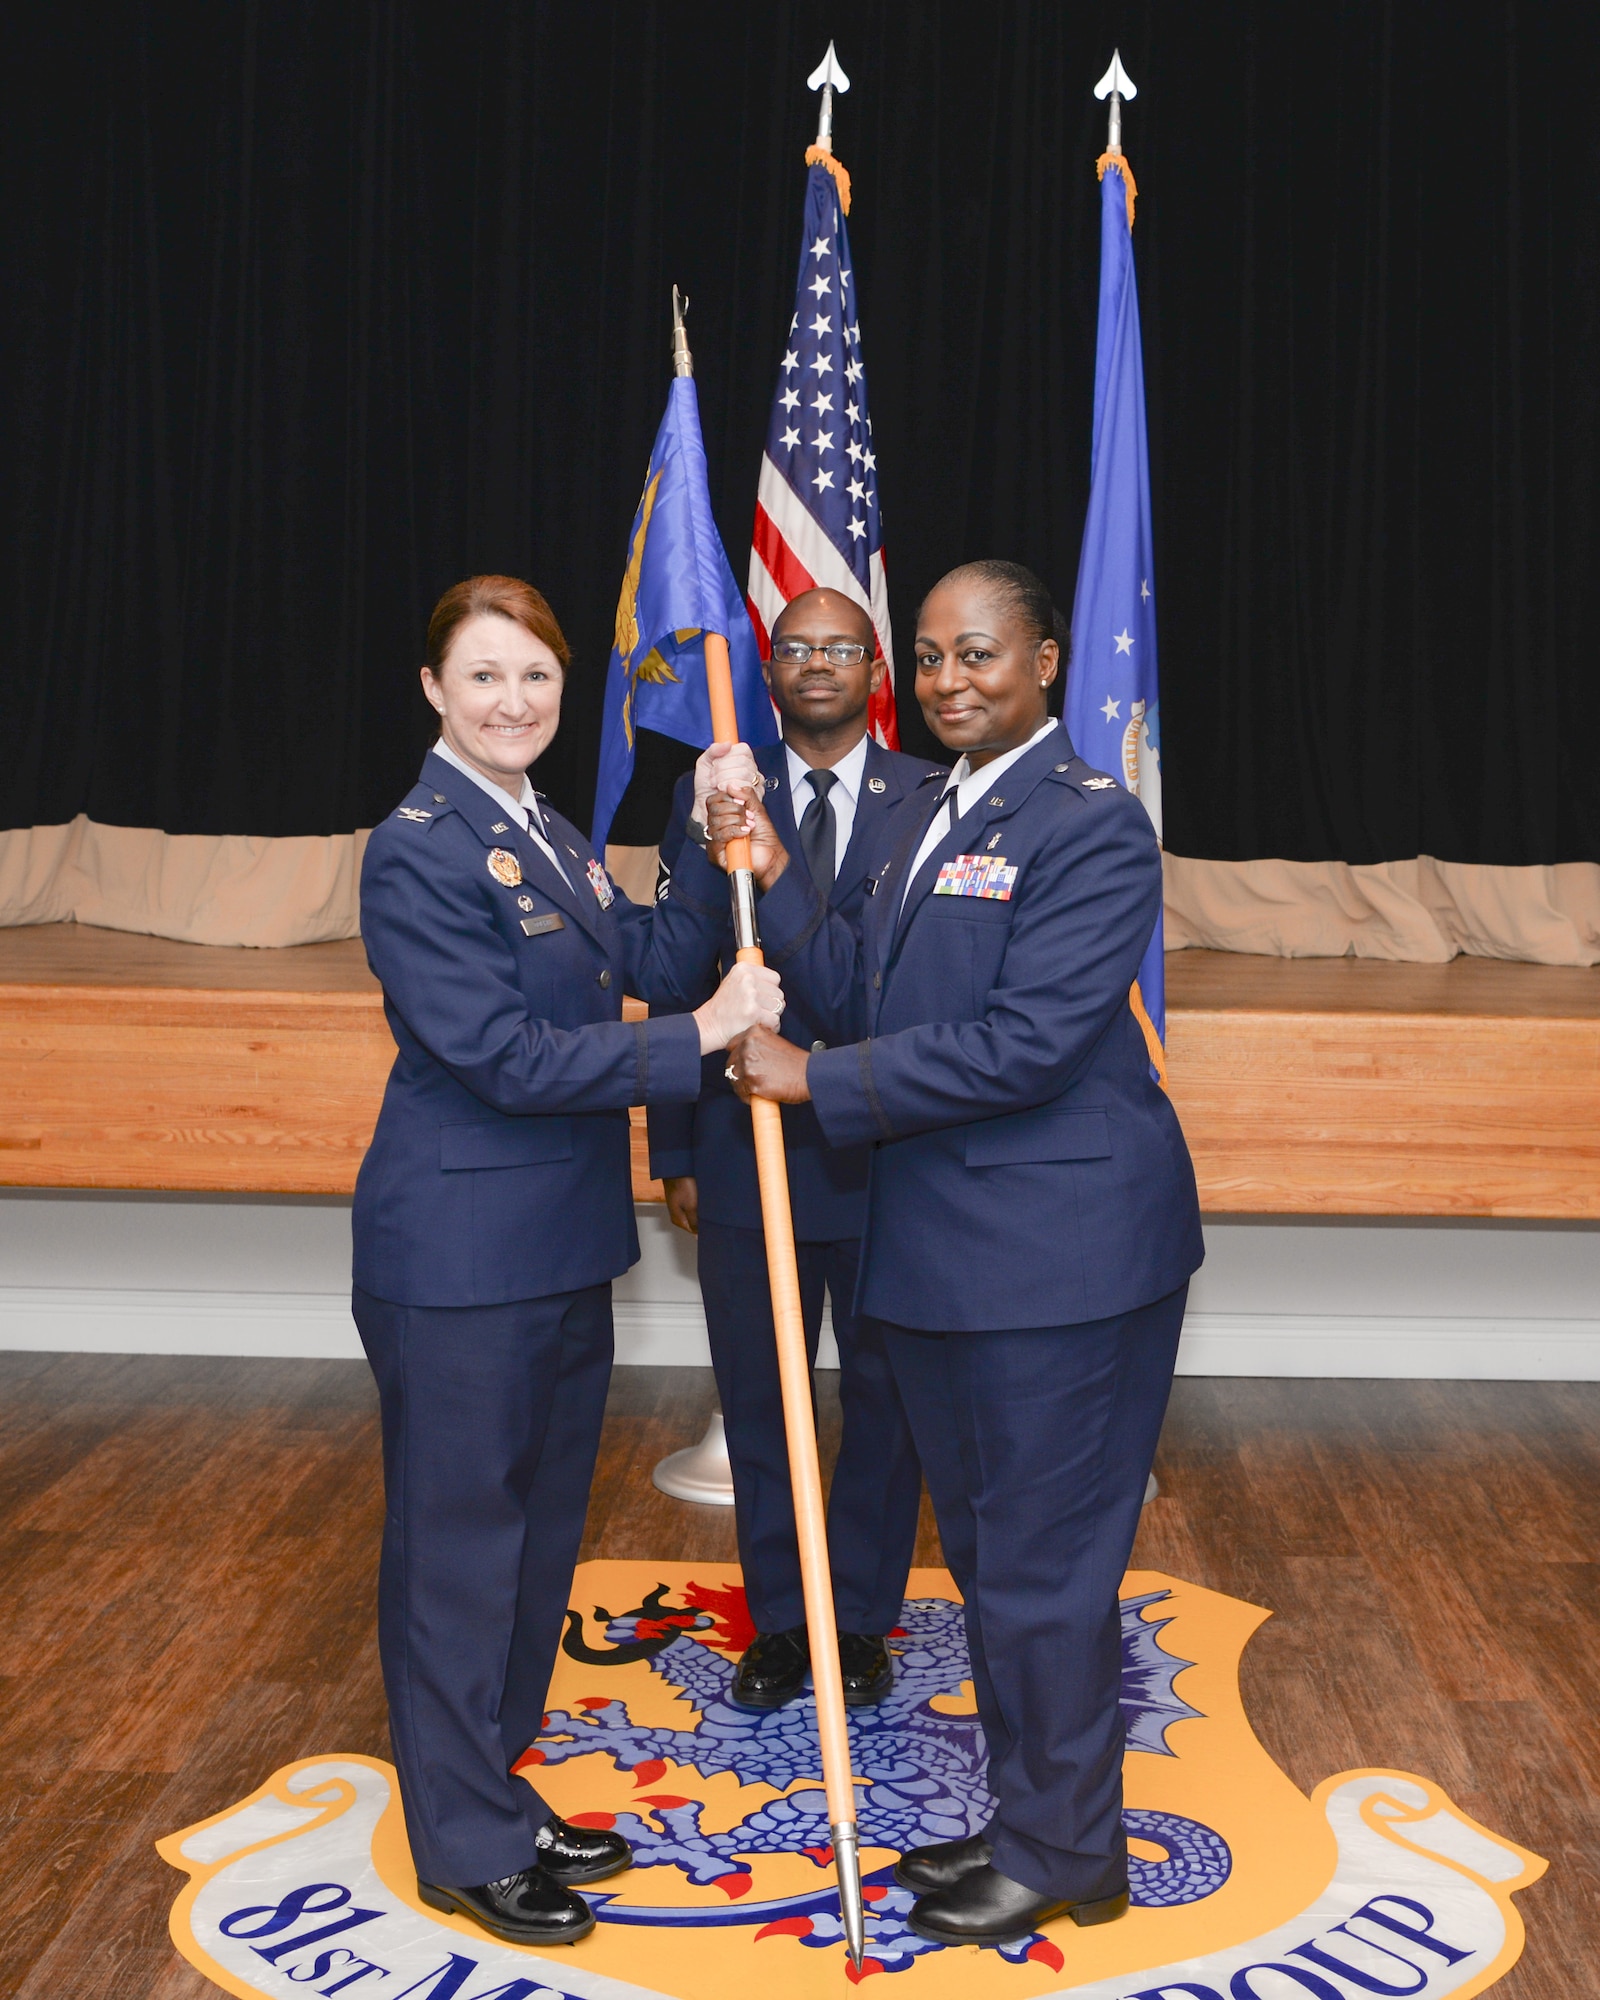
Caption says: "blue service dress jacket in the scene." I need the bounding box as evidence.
[353,748,717,1308]
[740,721,1204,1331]
[646,735,946,1240]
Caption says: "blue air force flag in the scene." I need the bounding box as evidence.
[592,377,777,853]
[1065,154,1165,1050]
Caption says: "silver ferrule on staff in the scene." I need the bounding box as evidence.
[832,1819,866,1965]
[729,867,760,952]
[671,285,692,378]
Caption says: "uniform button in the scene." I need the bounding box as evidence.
[812,1040,827,1054]
[433,793,447,802]
[873,971,881,990]
[597,969,613,989]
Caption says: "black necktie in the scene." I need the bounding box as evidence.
[799,768,839,894]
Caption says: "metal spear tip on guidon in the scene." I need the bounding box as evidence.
[1094,48,1138,154]
[807,39,850,152]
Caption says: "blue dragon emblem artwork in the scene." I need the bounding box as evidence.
[521,1581,1232,1975]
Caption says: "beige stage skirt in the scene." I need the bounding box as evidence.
[1,817,1597,967]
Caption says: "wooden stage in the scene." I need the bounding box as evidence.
[1,921,1598,1215]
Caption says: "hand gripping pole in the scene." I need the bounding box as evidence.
[703,630,866,1969]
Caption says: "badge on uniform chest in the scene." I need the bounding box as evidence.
[586,858,615,909]
[934,854,1018,900]
[486,848,522,888]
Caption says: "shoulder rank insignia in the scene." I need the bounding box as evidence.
[396,806,432,822]
[586,857,616,910]
[1082,776,1117,790]
[487,848,522,887]
[934,853,1018,901]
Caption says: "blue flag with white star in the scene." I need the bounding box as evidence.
[1066,156,1165,1051]
[592,375,776,853]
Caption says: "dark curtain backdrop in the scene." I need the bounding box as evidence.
[2,1,1595,863]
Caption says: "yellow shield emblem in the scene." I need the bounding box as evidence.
[160,1561,1545,1999]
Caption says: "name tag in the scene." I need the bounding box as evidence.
[521,913,565,938]
[934,854,1018,900]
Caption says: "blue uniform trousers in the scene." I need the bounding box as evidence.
[879,1283,1188,1904]
[697,1221,921,1637]
[353,1283,613,1888]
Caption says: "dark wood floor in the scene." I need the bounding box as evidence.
[0,1356,1591,1997]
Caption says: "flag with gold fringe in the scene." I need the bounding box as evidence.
[1066,143,1166,1069]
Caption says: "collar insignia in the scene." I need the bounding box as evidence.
[867,776,887,793]
[490,821,509,834]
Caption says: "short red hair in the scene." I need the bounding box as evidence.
[423,575,571,673]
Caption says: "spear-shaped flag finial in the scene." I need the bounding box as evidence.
[807,39,850,152]
[1094,48,1137,154]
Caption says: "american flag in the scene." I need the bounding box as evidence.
[747,156,899,748]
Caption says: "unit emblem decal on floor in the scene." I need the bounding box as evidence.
[160,1562,1545,2000]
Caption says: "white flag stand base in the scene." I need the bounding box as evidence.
[652,1412,737,1506]
[650,1425,1154,1508]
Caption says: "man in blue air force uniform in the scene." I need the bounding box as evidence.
[650,587,944,1710]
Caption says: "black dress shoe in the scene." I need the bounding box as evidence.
[730,1626,810,1709]
[895,1831,993,1893]
[838,1631,894,1706]
[417,1867,595,1946]
[535,1814,632,1885]
[908,1863,1129,1946]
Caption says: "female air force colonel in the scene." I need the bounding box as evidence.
[353,575,777,1950]
[708,560,1204,1950]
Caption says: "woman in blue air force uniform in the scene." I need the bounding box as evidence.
[353,574,778,1952]
[708,561,1204,1950]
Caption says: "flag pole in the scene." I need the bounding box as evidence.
[672,287,866,1970]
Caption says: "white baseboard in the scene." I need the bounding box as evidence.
[1176,1310,1600,1380]
[0,1285,1594,1379]
[0,1287,728,1368]
[0,1286,366,1361]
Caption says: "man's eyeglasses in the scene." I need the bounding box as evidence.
[769,639,870,667]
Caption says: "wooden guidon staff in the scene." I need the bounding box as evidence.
[671,294,866,1969]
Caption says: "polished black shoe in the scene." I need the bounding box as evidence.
[895,1831,993,1894]
[535,1814,632,1885]
[838,1631,895,1706]
[907,1863,1129,1947]
[730,1625,810,1709]
[417,1867,595,1946]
